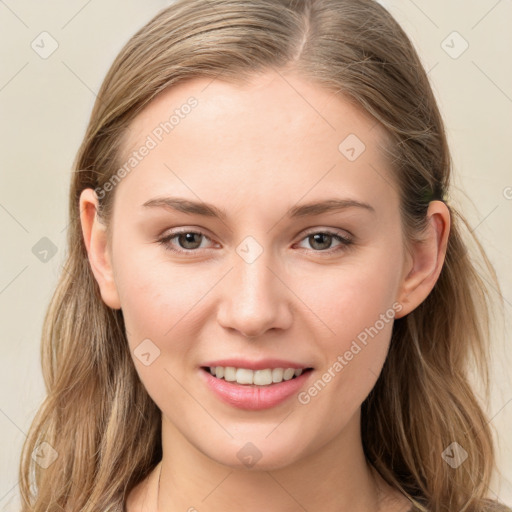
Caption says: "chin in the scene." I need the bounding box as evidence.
[201,436,307,472]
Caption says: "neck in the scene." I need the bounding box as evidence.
[155,410,384,512]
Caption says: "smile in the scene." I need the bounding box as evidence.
[200,366,314,410]
[203,366,313,386]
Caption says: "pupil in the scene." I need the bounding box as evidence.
[180,233,201,249]
[310,233,331,250]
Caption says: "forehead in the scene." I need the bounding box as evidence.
[114,71,397,215]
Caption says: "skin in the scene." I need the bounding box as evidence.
[79,69,450,512]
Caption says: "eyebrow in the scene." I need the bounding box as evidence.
[141,196,376,220]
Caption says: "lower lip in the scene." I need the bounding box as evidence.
[200,368,313,410]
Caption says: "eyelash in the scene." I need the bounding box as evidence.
[156,228,354,255]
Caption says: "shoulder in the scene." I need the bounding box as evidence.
[479,500,512,512]
[408,499,512,512]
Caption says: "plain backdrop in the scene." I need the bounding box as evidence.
[0,0,511,510]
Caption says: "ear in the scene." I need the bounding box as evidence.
[394,200,450,319]
[79,188,121,310]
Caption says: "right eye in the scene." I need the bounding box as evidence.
[157,229,217,254]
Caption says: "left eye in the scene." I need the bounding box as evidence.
[157,230,353,254]
[297,231,353,252]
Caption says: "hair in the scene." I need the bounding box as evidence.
[17,0,509,511]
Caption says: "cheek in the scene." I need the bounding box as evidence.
[294,253,400,344]
[111,230,208,328]
[292,250,401,402]
[112,250,205,409]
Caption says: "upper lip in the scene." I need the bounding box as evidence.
[201,358,313,370]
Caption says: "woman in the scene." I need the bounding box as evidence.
[18,0,510,511]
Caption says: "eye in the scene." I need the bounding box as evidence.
[157,229,216,254]
[157,228,354,255]
[296,230,353,253]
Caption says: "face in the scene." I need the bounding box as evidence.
[83,70,419,471]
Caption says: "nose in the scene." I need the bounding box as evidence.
[216,251,293,339]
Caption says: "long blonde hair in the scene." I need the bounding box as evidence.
[18,0,509,511]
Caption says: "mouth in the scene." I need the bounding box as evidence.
[200,366,314,387]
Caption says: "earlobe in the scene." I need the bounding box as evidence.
[394,201,450,319]
[79,188,121,310]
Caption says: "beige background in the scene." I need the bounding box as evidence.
[0,0,511,509]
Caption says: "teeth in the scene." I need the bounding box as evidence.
[224,366,236,382]
[254,369,272,385]
[236,368,254,385]
[208,366,307,386]
[271,368,283,382]
[283,368,295,380]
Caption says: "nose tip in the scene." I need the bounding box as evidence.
[216,259,292,338]
[221,302,280,339]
